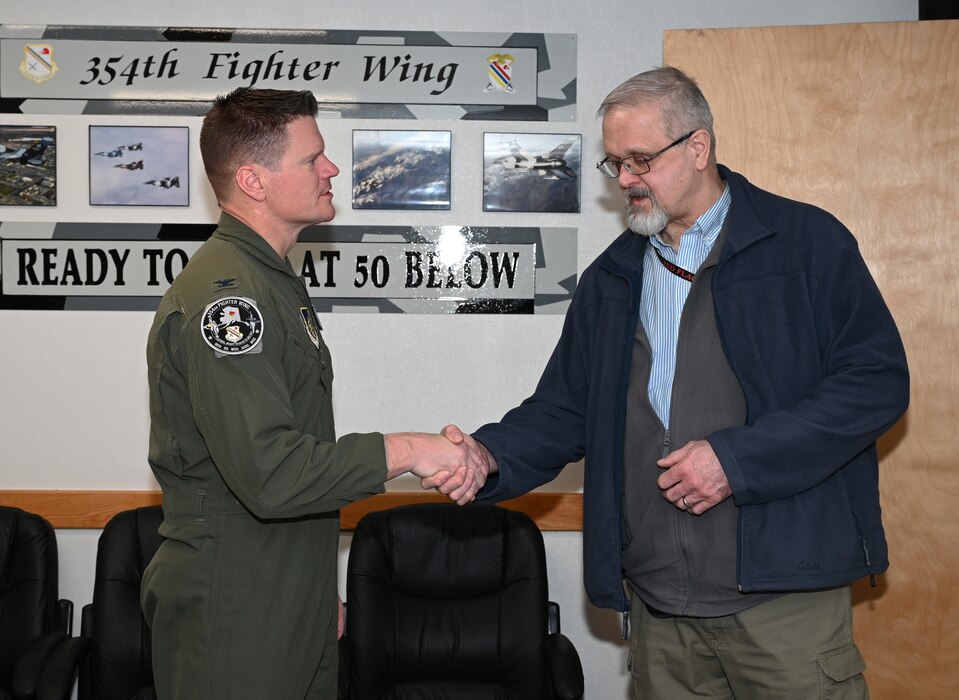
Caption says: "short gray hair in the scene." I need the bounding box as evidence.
[597,66,715,150]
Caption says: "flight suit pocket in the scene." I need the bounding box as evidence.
[286,330,332,389]
[817,642,868,699]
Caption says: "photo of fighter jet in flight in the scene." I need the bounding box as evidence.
[144,176,180,189]
[115,160,144,170]
[483,132,581,213]
[494,138,578,180]
[0,137,54,166]
[95,142,144,158]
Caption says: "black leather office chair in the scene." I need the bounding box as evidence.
[341,503,584,699]
[0,506,72,700]
[40,505,162,700]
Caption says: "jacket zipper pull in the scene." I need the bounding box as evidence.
[622,606,630,640]
[859,536,876,587]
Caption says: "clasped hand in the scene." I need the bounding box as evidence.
[386,425,495,505]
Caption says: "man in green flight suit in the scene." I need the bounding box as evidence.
[142,87,477,699]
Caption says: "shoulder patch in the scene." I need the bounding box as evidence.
[201,297,264,355]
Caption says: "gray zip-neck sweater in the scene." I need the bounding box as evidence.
[622,228,780,617]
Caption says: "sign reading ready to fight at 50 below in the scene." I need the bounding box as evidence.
[3,239,535,300]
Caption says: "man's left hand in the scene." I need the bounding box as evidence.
[657,439,732,515]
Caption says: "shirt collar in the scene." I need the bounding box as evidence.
[214,211,293,274]
[649,183,731,258]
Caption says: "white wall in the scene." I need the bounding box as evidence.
[0,1,916,698]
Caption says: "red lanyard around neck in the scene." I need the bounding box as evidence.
[654,248,695,282]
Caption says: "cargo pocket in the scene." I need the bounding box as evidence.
[817,642,868,699]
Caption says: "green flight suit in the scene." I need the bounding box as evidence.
[142,212,388,699]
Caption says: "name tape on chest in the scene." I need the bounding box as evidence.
[201,297,264,356]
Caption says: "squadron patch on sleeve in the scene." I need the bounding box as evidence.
[201,297,264,355]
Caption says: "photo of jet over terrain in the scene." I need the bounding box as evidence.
[483,132,581,213]
[0,125,57,206]
[352,130,451,210]
[89,125,188,206]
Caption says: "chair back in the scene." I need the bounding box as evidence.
[80,506,163,700]
[0,507,60,693]
[345,503,552,699]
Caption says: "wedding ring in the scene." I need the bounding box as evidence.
[681,496,691,509]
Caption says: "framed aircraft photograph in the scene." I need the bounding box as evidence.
[88,125,189,207]
[352,130,451,210]
[483,132,581,213]
[0,125,57,206]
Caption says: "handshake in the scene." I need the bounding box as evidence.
[384,425,498,505]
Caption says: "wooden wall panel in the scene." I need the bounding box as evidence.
[665,20,958,699]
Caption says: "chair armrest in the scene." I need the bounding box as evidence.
[11,631,67,699]
[544,633,584,700]
[548,600,562,635]
[35,635,91,700]
[57,599,74,636]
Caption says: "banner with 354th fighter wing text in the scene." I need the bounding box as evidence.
[0,26,577,120]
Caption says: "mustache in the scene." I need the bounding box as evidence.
[623,185,655,200]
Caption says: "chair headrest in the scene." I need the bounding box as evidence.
[353,503,545,598]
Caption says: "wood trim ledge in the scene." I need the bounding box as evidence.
[0,490,583,531]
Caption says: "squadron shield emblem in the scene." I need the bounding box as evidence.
[20,44,58,84]
[201,297,264,355]
[484,53,515,93]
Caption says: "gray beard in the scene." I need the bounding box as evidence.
[625,187,669,238]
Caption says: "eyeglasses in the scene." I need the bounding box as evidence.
[596,130,696,178]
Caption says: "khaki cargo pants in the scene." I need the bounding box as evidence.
[628,587,868,699]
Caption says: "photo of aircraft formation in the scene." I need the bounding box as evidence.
[89,126,188,206]
[0,125,57,206]
[483,132,581,213]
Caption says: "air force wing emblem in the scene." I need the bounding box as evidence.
[201,297,264,356]
[20,44,58,84]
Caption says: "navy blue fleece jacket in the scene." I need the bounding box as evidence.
[474,165,909,612]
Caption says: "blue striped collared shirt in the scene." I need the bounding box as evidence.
[640,184,731,427]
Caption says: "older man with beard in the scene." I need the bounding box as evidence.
[436,66,909,698]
